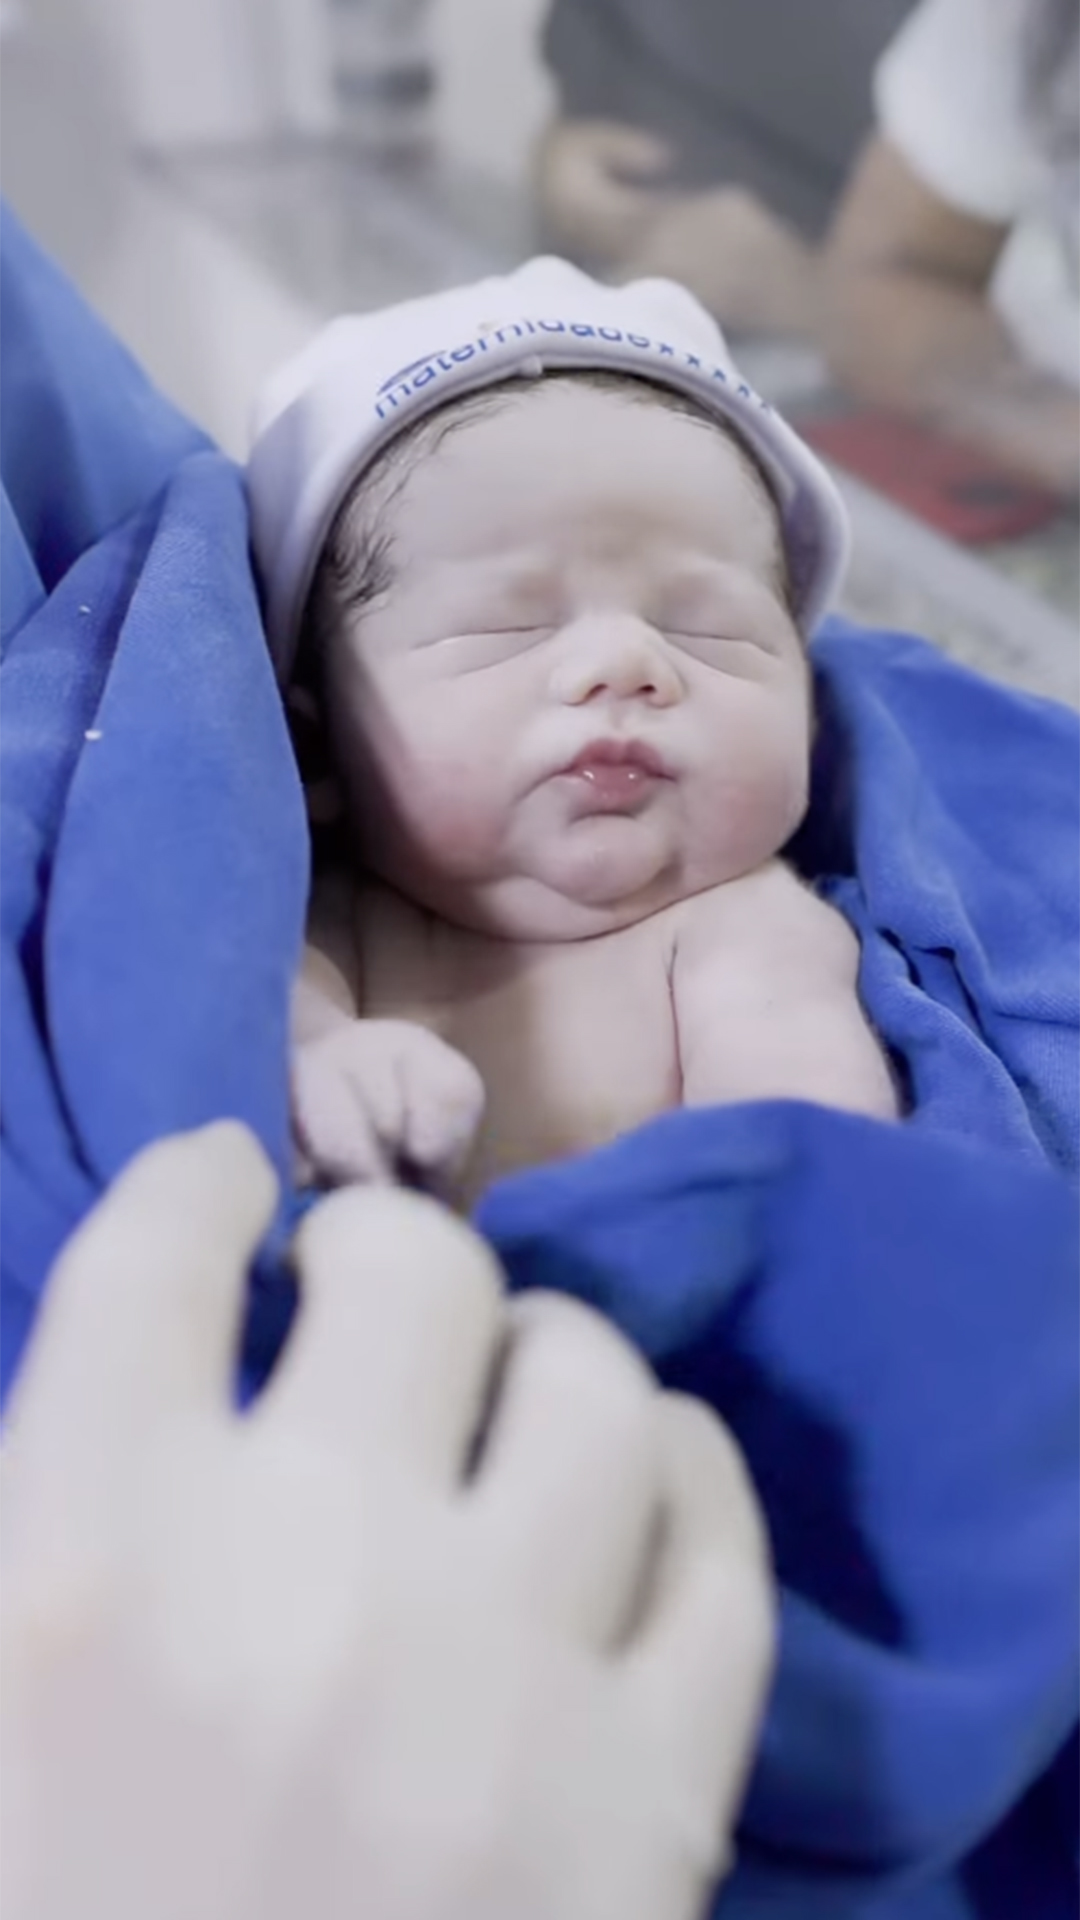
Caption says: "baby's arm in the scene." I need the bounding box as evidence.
[294,876,485,1189]
[672,866,899,1120]
[295,873,361,1043]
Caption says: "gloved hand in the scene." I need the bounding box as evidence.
[2,1123,775,1920]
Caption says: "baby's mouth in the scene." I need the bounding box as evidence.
[557,739,673,814]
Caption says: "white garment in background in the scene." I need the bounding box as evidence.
[875,0,1080,387]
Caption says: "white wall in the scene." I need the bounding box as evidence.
[1,0,554,447]
[75,0,553,168]
[432,0,554,188]
[94,0,336,145]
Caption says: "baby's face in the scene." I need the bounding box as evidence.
[321,382,812,940]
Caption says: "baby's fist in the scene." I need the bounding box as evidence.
[292,1018,485,1191]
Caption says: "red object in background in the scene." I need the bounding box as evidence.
[797,407,1063,544]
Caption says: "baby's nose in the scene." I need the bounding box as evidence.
[550,616,684,708]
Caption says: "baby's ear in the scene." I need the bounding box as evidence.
[285,684,343,826]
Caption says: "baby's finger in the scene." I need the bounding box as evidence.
[470,1291,662,1650]
[398,1055,485,1180]
[291,1055,391,1185]
[3,1125,276,1546]
[257,1188,505,1486]
[623,1395,776,1847]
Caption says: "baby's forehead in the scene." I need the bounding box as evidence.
[425,371,762,462]
[308,370,794,645]
[384,375,782,534]
[397,377,785,575]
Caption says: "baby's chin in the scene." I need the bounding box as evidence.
[429,824,703,942]
[535,826,679,916]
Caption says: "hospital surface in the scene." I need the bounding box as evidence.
[3,0,1077,706]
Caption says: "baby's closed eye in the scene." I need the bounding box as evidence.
[652,569,788,663]
[422,624,554,671]
[663,627,779,674]
[409,574,561,663]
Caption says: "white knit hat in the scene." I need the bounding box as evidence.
[247,256,849,680]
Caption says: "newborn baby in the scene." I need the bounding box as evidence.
[248,261,897,1205]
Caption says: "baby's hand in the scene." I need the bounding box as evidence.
[292,1018,486,1190]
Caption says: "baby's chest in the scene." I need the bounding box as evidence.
[358,892,681,1179]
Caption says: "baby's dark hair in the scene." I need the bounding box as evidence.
[298,368,795,680]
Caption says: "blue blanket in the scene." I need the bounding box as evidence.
[3,206,1077,1920]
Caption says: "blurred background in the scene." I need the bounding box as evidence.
[3,0,1077,702]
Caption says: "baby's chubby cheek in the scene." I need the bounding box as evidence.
[700,735,810,875]
[359,731,507,879]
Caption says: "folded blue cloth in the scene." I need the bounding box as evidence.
[0,205,310,1381]
[3,205,1077,1920]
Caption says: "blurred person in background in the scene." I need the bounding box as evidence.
[822,0,1080,496]
[533,0,913,339]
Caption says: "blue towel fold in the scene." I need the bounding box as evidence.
[2,204,1077,1920]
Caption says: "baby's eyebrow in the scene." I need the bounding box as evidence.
[444,557,563,615]
[651,556,751,596]
[646,555,787,624]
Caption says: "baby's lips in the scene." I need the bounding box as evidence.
[560,737,673,781]
[556,744,673,817]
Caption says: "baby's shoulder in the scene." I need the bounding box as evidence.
[676,857,822,932]
[675,861,859,975]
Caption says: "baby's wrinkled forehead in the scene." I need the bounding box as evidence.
[320,371,792,625]
[373,371,778,520]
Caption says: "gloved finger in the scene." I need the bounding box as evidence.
[623,1394,775,1846]
[469,1290,663,1650]
[3,1124,276,1550]
[257,1187,505,1486]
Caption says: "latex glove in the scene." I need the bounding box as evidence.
[619,185,821,339]
[2,1123,775,1920]
[534,116,675,265]
[292,1016,486,1188]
